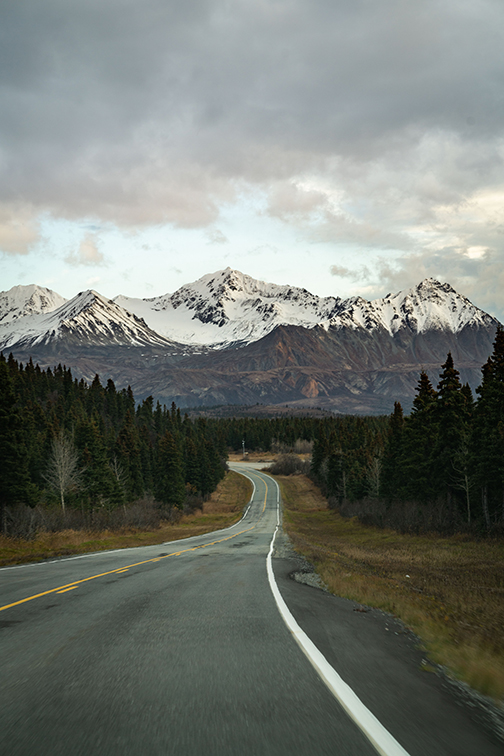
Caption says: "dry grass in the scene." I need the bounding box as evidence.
[227,451,276,463]
[277,474,504,704]
[0,471,253,567]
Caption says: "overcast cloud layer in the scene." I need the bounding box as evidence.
[1,0,503,318]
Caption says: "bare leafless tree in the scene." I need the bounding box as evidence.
[110,455,127,513]
[43,430,83,512]
[366,453,382,498]
[451,448,474,524]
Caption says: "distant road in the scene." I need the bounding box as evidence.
[0,466,500,755]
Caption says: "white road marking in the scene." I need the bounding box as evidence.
[261,471,411,756]
[0,471,255,572]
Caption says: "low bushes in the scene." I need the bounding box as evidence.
[266,453,311,476]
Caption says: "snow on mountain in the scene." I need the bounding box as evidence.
[0,284,67,325]
[1,271,498,354]
[0,289,175,350]
[115,269,497,349]
[114,267,344,348]
[323,278,497,334]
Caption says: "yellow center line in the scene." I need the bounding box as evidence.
[0,476,271,614]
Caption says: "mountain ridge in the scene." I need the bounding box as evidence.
[0,289,180,351]
[0,269,498,351]
[0,271,499,414]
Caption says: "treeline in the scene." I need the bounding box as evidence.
[208,415,320,453]
[203,414,386,457]
[3,325,502,539]
[311,327,504,534]
[0,354,226,536]
[211,412,390,501]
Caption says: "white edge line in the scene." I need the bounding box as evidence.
[0,469,256,572]
[262,472,411,756]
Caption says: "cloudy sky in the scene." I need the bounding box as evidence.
[1,0,503,317]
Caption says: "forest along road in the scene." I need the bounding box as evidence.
[0,467,501,756]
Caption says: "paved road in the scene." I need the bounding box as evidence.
[0,466,501,755]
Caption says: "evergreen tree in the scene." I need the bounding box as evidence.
[154,431,186,507]
[385,404,406,490]
[433,353,468,514]
[0,359,34,530]
[115,410,144,499]
[310,426,329,481]
[397,372,438,501]
[183,436,201,493]
[471,326,504,526]
[76,417,120,509]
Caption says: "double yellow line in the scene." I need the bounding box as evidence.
[0,479,270,614]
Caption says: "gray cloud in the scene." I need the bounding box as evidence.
[330,264,371,282]
[362,242,504,322]
[0,0,503,300]
[0,204,40,255]
[65,233,104,266]
[206,228,228,244]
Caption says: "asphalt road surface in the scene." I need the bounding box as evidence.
[0,465,501,755]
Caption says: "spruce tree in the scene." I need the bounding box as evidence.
[154,431,186,507]
[76,417,118,509]
[397,372,438,501]
[115,410,144,500]
[0,360,34,530]
[310,426,329,482]
[184,436,201,494]
[471,326,504,526]
[433,353,468,515]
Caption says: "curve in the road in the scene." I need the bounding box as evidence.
[232,465,410,756]
[0,479,269,615]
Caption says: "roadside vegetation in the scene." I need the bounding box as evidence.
[0,470,251,566]
[1,326,503,703]
[0,354,228,538]
[277,473,504,704]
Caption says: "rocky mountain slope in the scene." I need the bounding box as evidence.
[0,272,500,414]
[114,267,345,347]
[0,284,66,325]
[114,269,495,348]
[0,289,178,352]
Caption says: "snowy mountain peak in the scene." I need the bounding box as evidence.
[0,288,175,351]
[1,271,499,354]
[0,284,67,325]
[325,278,497,335]
[115,268,344,347]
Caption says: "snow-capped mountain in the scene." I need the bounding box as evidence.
[0,289,175,350]
[1,271,496,353]
[1,271,500,414]
[0,284,67,325]
[114,268,345,348]
[0,271,498,354]
[114,269,496,348]
[324,278,495,335]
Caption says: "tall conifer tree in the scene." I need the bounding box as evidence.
[471,326,504,525]
[398,372,438,500]
[0,359,34,530]
[380,401,405,498]
[433,353,467,514]
[154,431,185,507]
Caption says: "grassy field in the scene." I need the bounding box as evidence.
[0,471,253,567]
[278,474,504,704]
